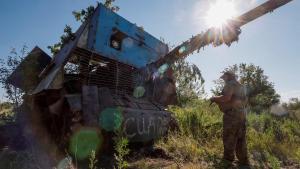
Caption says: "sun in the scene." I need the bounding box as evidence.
[205,0,237,28]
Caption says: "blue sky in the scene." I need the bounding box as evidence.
[0,0,299,102]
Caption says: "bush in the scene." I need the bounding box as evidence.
[0,102,14,123]
[157,99,300,167]
[114,130,130,169]
[169,99,222,141]
[157,133,205,162]
[247,112,300,166]
[157,100,223,165]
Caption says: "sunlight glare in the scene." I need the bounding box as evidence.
[205,0,237,27]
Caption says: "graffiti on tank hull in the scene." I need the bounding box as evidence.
[123,116,169,139]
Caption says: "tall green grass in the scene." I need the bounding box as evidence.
[157,99,300,168]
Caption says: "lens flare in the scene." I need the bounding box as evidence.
[158,63,169,75]
[178,46,187,54]
[99,107,123,132]
[205,0,237,27]
[133,86,146,98]
[69,128,103,160]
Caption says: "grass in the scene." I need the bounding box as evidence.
[156,99,300,168]
[114,131,130,169]
[1,99,300,168]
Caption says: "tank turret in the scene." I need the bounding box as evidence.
[6,0,293,161]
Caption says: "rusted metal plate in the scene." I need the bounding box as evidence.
[65,94,82,112]
[49,97,65,115]
[82,86,100,126]
[98,87,114,109]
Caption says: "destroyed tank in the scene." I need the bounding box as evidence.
[7,0,293,161]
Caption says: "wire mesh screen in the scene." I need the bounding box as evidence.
[71,47,137,95]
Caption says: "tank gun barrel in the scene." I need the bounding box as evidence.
[154,0,293,67]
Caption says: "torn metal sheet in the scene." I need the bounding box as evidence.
[32,68,63,94]
[49,97,65,115]
[7,46,51,91]
[32,6,98,94]
[65,94,82,112]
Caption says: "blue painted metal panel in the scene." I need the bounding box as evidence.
[91,4,168,68]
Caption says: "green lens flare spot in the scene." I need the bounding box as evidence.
[69,128,102,160]
[178,46,187,54]
[158,63,169,75]
[133,86,146,98]
[99,107,123,132]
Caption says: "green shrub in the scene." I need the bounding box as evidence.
[266,152,281,169]
[113,130,130,169]
[157,133,205,162]
[247,112,300,164]
[0,102,15,123]
[89,150,98,169]
[169,99,222,141]
[159,99,300,167]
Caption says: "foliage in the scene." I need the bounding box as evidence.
[172,59,205,105]
[89,150,98,169]
[72,6,96,23]
[157,100,223,166]
[72,0,119,24]
[48,0,119,55]
[47,25,76,55]
[284,98,300,110]
[156,99,300,168]
[113,130,130,169]
[0,102,14,123]
[0,46,27,109]
[103,0,120,12]
[247,112,300,164]
[283,98,300,120]
[157,133,205,163]
[0,102,13,110]
[168,100,222,139]
[212,63,280,113]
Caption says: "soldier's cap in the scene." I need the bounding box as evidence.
[220,71,236,79]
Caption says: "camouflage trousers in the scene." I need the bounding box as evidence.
[223,112,249,164]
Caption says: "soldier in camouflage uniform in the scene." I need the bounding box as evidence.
[210,71,249,167]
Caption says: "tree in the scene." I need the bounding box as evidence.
[48,0,119,55]
[172,59,205,105]
[47,25,76,55]
[0,45,28,108]
[212,63,280,113]
[282,98,300,119]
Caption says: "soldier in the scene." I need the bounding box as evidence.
[210,71,249,167]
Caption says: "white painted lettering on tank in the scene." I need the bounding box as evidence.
[123,117,136,138]
[137,117,147,135]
